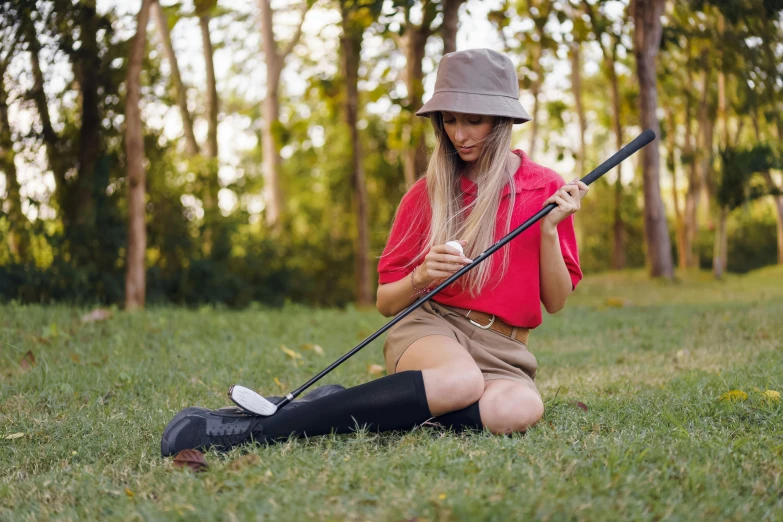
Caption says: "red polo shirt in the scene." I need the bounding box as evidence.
[377,149,582,328]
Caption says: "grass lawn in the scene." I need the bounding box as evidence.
[2,267,782,521]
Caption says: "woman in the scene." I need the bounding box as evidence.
[377,47,586,435]
[160,48,587,457]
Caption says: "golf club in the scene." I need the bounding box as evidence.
[228,128,657,416]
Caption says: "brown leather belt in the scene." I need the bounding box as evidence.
[441,305,529,345]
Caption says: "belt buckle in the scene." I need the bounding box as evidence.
[466,310,495,330]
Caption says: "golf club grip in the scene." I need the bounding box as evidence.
[581,128,655,186]
[278,129,656,405]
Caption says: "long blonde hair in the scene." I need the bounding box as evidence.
[382,113,517,298]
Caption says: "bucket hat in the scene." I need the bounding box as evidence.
[416,48,531,124]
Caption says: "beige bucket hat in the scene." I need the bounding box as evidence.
[416,48,531,124]
[416,49,530,123]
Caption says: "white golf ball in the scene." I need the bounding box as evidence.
[445,240,464,256]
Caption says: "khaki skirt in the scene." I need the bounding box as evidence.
[383,300,540,396]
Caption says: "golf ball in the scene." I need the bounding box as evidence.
[445,241,464,255]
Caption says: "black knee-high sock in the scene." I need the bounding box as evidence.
[431,402,483,432]
[259,370,432,440]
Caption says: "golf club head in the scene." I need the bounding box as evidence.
[228,384,278,416]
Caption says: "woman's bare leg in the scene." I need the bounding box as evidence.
[396,335,484,416]
[478,379,544,434]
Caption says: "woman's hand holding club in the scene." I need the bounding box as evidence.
[541,178,590,233]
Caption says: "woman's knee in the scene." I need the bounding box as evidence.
[396,335,485,415]
[422,364,484,414]
[480,385,544,435]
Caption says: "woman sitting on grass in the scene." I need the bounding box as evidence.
[161,48,587,457]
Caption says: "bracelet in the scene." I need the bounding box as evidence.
[411,265,430,296]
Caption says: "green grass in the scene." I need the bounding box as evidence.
[2,267,782,521]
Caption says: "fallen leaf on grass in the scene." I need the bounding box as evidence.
[604,297,632,308]
[573,401,588,412]
[4,432,24,440]
[228,453,260,471]
[718,390,748,402]
[280,345,302,360]
[125,488,134,498]
[367,364,385,377]
[172,449,208,472]
[763,390,780,402]
[70,353,81,363]
[19,351,36,371]
[273,377,285,390]
[300,343,325,356]
[81,308,113,323]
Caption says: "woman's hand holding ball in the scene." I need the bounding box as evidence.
[413,240,473,289]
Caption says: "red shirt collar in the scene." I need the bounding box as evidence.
[460,149,541,198]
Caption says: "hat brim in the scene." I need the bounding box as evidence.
[416,90,531,125]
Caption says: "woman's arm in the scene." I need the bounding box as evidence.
[539,226,572,313]
[376,273,423,317]
[539,178,589,313]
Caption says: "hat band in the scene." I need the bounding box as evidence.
[432,89,520,101]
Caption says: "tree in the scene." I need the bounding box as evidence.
[125,0,153,310]
[391,0,439,187]
[584,0,632,270]
[152,0,221,252]
[632,0,673,278]
[340,0,384,306]
[489,0,558,161]
[0,19,29,261]
[151,0,199,155]
[257,0,312,230]
[440,0,466,54]
[562,0,586,178]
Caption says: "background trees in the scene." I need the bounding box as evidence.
[0,0,780,309]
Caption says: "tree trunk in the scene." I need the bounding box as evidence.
[441,0,465,55]
[712,206,728,279]
[761,171,783,265]
[24,17,68,211]
[152,0,200,156]
[632,0,673,278]
[683,68,699,269]
[667,111,686,273]
[124,0,152,311]
[261,80,284,230]
[259,0,284,230]
[402,27,431,187]
[401,2,437,188]
[71,0,102,230]
[199,13,219,253]
[570,41,586,178]
[257,0,309,229]
[608,45,626,270]
[200,14,218,162]
[0,61,28,261]
[341,14,372,306]
[697,58,714,230]
[774,195,783,265]
[527,43,542,161]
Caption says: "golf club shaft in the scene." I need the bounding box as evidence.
[276,129,656,408]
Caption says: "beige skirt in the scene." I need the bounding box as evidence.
[383,299,540,397]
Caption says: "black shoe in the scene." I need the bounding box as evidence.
[161,407,266,457]
[225,383,346,415]
[161,385,347,457]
